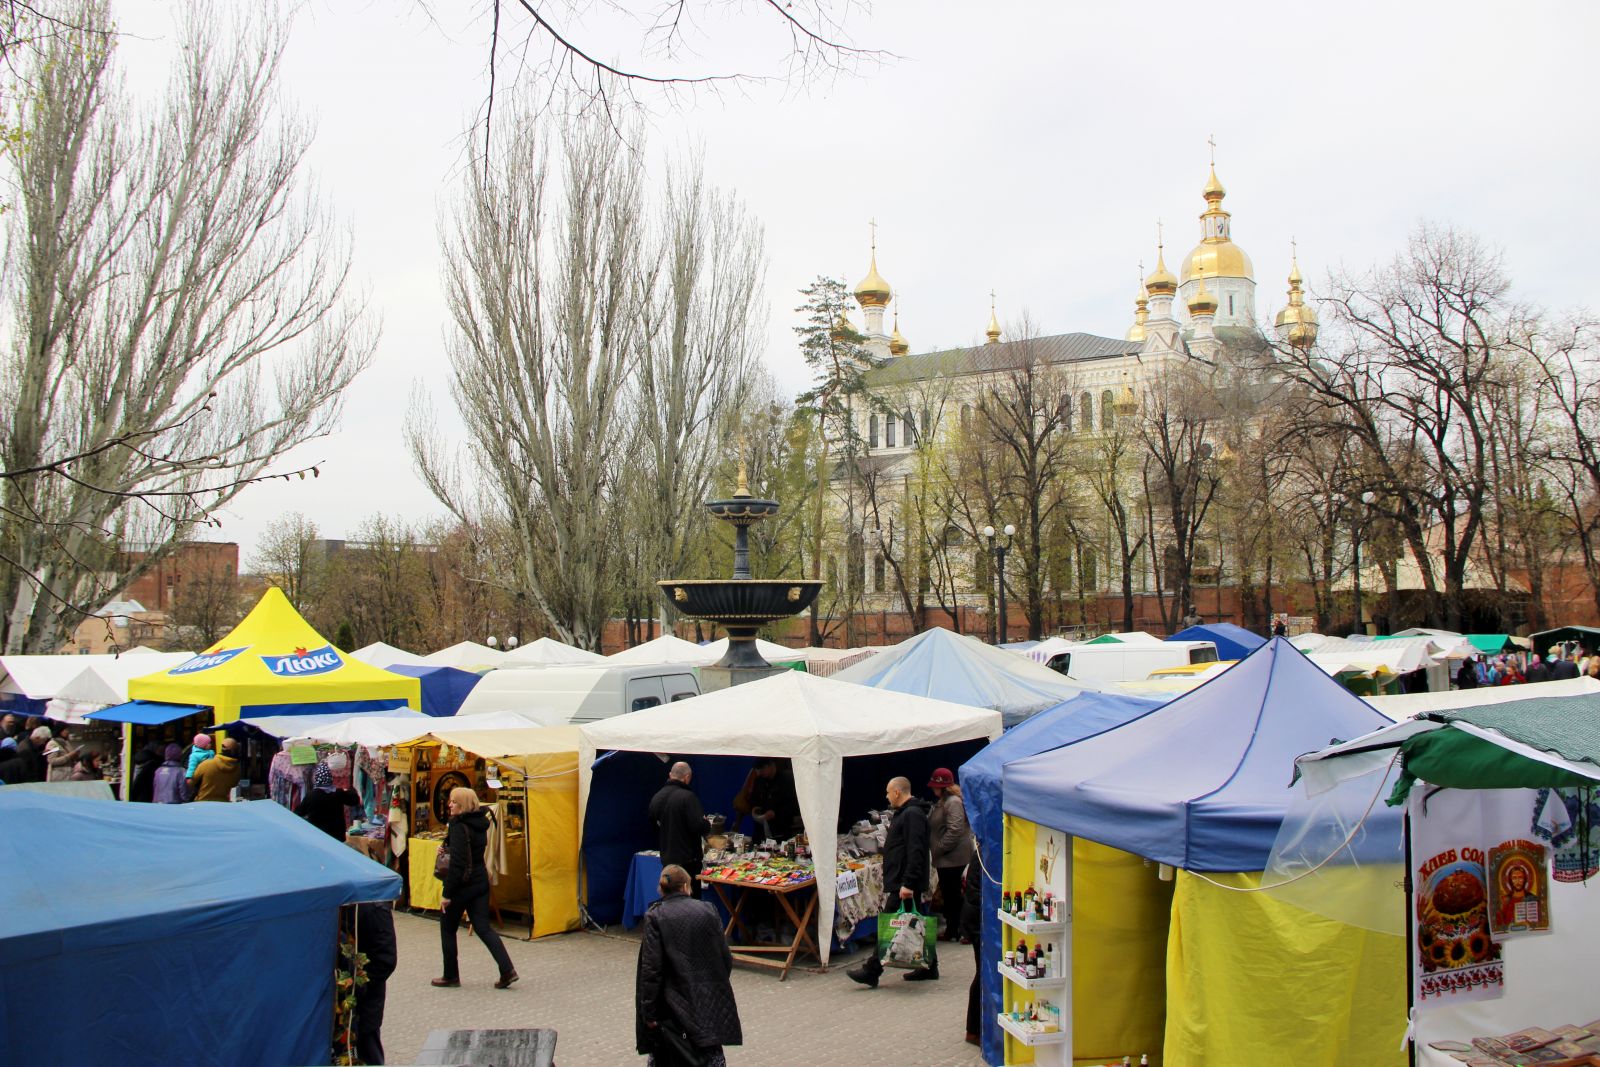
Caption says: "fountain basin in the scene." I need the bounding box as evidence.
[705,497,780,525]
[657,579,822,669]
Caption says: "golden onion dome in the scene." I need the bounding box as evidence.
[889,311,909,356]
[985,303,1002,344]
[1187,276,1218,316]
[854,250,891,309]
[1202,165,1226,202]
[829,311,858,342]
[1114,382,1138,415]
[1126,278,1150,342]
[1275,255,1319,348]
[1181,163,1253,284]
[1145,249,1178,295]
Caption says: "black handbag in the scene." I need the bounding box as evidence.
[650,1023,708,1067]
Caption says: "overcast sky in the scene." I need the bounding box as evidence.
[111,0,1600,565]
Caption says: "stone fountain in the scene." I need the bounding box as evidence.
[659,461,821,690]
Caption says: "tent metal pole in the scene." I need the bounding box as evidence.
[1403,807,1415,1067]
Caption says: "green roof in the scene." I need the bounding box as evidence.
[1084,634,1123,645]
[1388,694,1600,803]
[1435,697,1600,767]
[1464,634,1514,654]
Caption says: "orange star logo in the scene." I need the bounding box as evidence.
[293,646,308,657]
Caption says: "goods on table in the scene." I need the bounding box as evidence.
[1433,1019,1600,1065]
[700,855,814,887]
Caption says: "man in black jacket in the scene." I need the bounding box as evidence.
[847,775,936,988]
[636,864,742,1066]
[649,762,708,898]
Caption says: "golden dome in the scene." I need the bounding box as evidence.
[1126,277,1150,342]
[985,301,1001,345]
[1275,254,1319,348]
[1180,163,1253,284]
[1114,381,1138,415]
[1187,275,1218,316]
[1145,248,1178,295]
[829,311,858,342]
[854,249,891,309]
[889,310,909,356]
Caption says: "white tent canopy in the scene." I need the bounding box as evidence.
[422,641,507,670]
[45,652,196,722]
[223,707,434,742]
[2,653,187,700]
[1365,675,1600,721]
[350,642,427,668]
[501,637,606,666]
[605,634,712,665]
[578,671,1002,965]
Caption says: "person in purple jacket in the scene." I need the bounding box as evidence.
[152,743,189,803]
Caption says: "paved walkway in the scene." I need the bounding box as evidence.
[380,911,986,1066]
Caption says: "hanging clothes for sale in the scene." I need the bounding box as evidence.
[482,803,508,885]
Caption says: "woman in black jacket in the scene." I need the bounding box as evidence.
[296,761,362,840]
[636,864,742,1066]
[432,787,517,989]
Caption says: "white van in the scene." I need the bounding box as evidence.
[455,664,700,725]
[1043,640,1218,684]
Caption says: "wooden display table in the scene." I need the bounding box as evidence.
[698,872,822,981]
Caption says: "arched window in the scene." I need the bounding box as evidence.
[960,403,972,430]
[1081,546,1098,588]
[873,553,887,589]
[869,413,879,448]
[920,409,931,439]
[904,410,916,445]
[885,412,897,448]
[1101,390,1114,430]
[1058,394,1073,433]
[1080,392,1093,431]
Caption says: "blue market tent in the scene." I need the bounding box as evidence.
[960,690,1161,1065]
[1003,637,1392,871]
[382,663,483,717]
[831,625,1102,727]
[1167,621,1265,662]
[0,793,399,1067]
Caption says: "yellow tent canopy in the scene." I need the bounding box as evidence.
[127,587,420,724]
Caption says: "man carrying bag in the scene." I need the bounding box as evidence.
[847,775,938,987]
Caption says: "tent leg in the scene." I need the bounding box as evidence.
[120,723,133,802]
[1403,809,1415,1067]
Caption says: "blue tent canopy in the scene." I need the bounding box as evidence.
[383,663,483,716]
[959,690,1161,1064]
[84,699,205,725]
[832,626,1099,727]
[0,793,399,1066]
[1002,637,1393,872]
[1167,621,1265,661]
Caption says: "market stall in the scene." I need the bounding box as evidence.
[0,791,399,1067]
[578,670,1001,970]
[127,588,421,724]
[1295,693,1600,1067]
[997,638,1405,1067]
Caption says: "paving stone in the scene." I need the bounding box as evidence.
[380,912,986,1066]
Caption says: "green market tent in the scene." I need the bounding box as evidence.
[1463,634,1519,655]
[1296,693,1600,805]
[1528,624,1600,658]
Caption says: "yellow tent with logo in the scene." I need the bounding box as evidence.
[127,588,420,723]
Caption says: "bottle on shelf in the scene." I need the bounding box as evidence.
[1044,942,1055,977]
[1139,1057,1149,1066]
[1015,938,1027,972]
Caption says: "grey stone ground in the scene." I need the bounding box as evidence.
[379,911,986,1067]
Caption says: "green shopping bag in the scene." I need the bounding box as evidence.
[876,901,937,970]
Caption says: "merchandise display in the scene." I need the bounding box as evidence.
[1430,1018,1600,1065]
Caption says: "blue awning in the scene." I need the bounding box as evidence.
[83,700,207,725]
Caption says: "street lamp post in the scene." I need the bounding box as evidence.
[983,523,1016,644]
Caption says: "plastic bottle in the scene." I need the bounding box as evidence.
[1015,938,1027,972]
[1045,942,1055,977]
[1003,890,1012,914]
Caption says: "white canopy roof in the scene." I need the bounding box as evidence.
[1,653,168,699]
[1365,675,1600,721]
[45,652,197,722]
[422,641,507,669]
[501,637,606,666]
[350,642,428,668]
[578,670,1002,966]
[605,634,711,665]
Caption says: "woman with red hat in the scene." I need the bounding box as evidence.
[926,768,972,942]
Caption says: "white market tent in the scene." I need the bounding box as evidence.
[350,642,428,668]
[45,652,197,722]
[501,637,606,667]
[605,634,797,666]
[605,633,712,665]
[223,707,434,742]
[577,671,1002,965]
[1365,675,1600,721]
[830,626,1102,726]
[422,641,507,670]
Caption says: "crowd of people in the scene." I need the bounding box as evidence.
[1456,643,1599,689]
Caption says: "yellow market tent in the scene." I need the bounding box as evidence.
[407,724,582,939]
[127,588,420,723]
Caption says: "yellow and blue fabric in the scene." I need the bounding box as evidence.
[126,587,420,724]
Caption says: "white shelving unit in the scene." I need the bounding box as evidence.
[997,908,1067,936]
[996,1012,1067,1048]
[997,960,1067,991]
